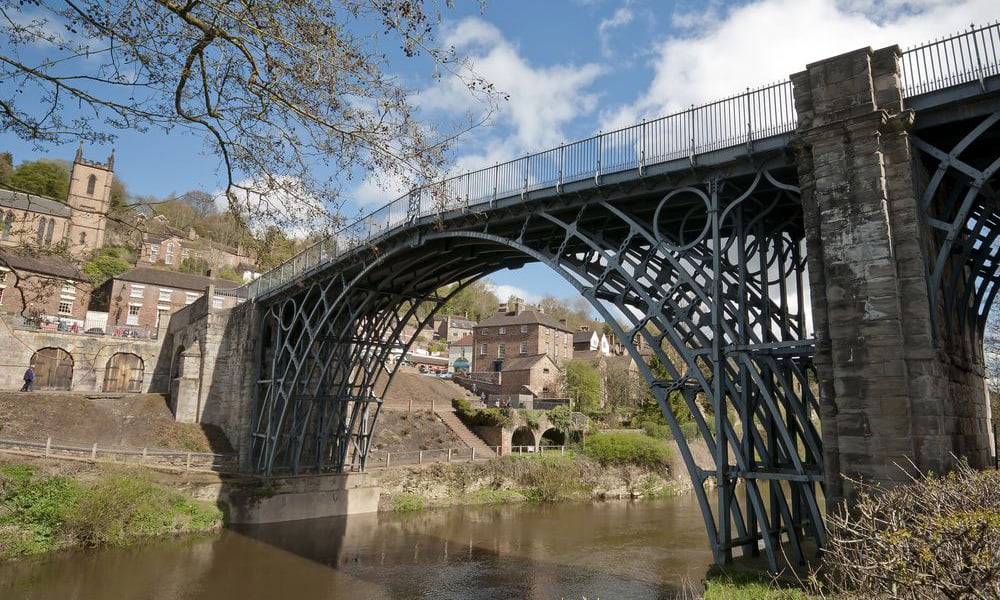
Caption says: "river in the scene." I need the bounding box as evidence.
[1,495,715,599]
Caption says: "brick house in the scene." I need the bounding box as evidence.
[137,224,255,272]
[0,249,90,324]
[449,333,473,373]
[499,354,561,397]
[472,299,574,373]
[99,267,242,332]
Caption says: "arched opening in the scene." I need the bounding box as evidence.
[86,174,97,195]
[30,347,74,390]
[44,218,54,245]
[35,218,44,244]
[1,211,12,240]
[103,352,144,393]
[169,345,185,413]
[511,426,535,452]
[539,428,565,446]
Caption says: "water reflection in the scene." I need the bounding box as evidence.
[0,496,714,599]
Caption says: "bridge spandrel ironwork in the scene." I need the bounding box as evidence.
[242,22,1000,572]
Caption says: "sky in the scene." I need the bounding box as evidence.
[3,0,998,307]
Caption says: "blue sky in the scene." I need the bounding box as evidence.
[3,0,997,306]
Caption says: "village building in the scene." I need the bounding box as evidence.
[471,298,574,374]
[432,314,476,343]
[497,354,561,398]
[572,326,611,356]
[0,145,112,259]
[448,333,473,374]
[97,267,243,333]
[136,223,254,272]
[0,249,91,325]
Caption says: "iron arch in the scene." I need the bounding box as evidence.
[253,165,821,567]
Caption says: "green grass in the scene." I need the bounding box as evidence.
[703,570,817,599]
[582,432,673,469]
[0,464,222,558]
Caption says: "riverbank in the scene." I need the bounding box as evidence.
[0,457,223,558]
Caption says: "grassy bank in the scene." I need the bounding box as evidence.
[0,462,222,558]
[379,450,684,512]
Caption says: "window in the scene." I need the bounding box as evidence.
[480,343,487,356]
[158,288,173,302]
[130,284,145,298]
[498,343,505,358]
[498,327,506,335]
[520,341,528,354]
[212,296,223,309]
[480,328,489,336]
[164,243,175,265]
[36,218,45,244]
[126,305,141,326]
[185,292,199,305]
[45,218,54,245]
[58,301,72,314]
[86,174,97,195]
[520,325,528,333]
[149,245,159,262]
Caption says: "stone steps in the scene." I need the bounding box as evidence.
[435,409,496,457]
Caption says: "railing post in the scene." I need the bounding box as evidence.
[639,119,646,176]
[594,131,602,186]
[492,163,499,206]
[689,104,697,166]
[522,153,530,200]
[447,448,452,462]
[45,437,51,456]
[418,450,423,464]
[91,443,97,460]
[386,451,391,468]
[971,23,986,91]
[142,447,147,462]
[557,144,564,193]
[745,87,754,154]
[471,447,476,461]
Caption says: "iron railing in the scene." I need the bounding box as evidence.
[247,21,1000,300]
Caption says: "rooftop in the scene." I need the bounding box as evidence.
[478,310,572,332]
[0,189,71,218]
[501,354,558,372]
[113,267,242,292]
[0,248,86,281]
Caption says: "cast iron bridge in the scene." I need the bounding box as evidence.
[242,24,1000,570]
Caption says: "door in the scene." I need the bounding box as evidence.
[31,347,74,390]
[103,353,144,392]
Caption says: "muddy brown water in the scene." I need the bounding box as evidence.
[0,496,716,599]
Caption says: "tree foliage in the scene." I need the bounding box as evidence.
[438,280,500,321]
[0,1,497,229]
[7,160,70,201]
[564,360,602,415]
[81,246,134,286]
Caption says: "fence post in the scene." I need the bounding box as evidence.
[418,450,423,464]
[45,437,51,457]
[386,452,391,468]
[91,443,97,460]
[186,453,192,470]
[447,448,452,462]
[471,447,476,461]
[561,446,565,456]
[142,448,148,462]
[431,398,435,412]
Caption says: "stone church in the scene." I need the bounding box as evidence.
[0,145,113,259]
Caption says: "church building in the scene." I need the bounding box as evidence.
[0,145,113,259]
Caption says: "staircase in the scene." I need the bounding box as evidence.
[435,409,496,458]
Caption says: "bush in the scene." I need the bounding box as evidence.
[452,398,513,428]
[582,432,672,469]
[822,461,1000,598]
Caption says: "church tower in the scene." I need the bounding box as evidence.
[66,144,113,258]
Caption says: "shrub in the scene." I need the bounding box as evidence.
[822,461,1000,599]
[452,398,513,428]
[391,493,426,513]
[582,432,672,469]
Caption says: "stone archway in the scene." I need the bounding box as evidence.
[539,428,565,446]
[30,347,74,390]
[103,352,144,393]
[510,426,535,452]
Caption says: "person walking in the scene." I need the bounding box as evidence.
[20,365,35,392]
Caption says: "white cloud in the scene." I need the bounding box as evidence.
[486,282,540,305]
[417,17,605,169]
[603,0,998,128]
[598,4,635,57]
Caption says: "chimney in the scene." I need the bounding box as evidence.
[559,318,568,328]
[579,325,589,332]
[206,268,214,278]
[498,301,508,313]
[511,297,524,315]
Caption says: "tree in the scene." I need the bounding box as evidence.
[439,280,500,321]
[538,295,600,331]
[7,160,70,201]
[564,360,602,416]
[0,1,498,229]
[81,246,134,286]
